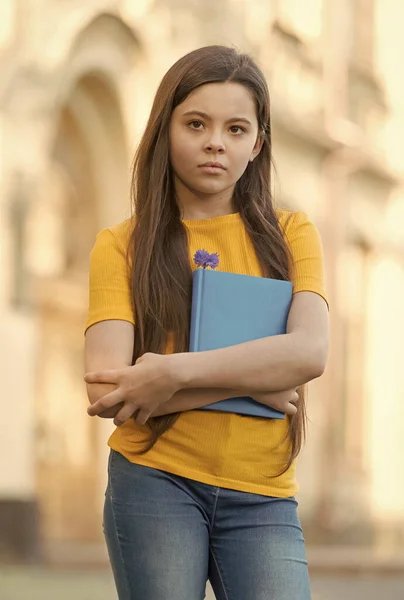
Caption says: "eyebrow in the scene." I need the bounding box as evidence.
[181,110,252,126]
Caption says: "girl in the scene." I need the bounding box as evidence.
[84,45,329,600]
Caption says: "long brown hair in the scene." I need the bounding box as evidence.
[128,45,307,474]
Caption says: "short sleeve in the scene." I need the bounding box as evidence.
[85,228,135,333]
[284,211,329,308]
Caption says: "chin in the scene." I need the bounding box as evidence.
[188,180,234,196]
[197,186,229,196]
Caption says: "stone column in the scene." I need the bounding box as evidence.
[0,70,53,561]
[0,173,41,562]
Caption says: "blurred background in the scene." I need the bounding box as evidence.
[1,0,404,598]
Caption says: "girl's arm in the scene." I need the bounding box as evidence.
[151,388,242,416]
[85,292,327,424]
[152,388,298,417]
[172,291,329,393]
[84,321,267,418]
[85,320,134,419]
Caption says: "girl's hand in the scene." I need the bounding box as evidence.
[251,389,299,416]
[84,353,181,426]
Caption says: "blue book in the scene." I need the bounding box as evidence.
[189,268,293,419]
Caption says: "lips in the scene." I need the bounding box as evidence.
[199,161,226,170]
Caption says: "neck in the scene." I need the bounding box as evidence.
[175,177,236,221]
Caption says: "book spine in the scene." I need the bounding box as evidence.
[189,269,204,352]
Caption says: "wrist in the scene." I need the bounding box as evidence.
[168,352,195,389]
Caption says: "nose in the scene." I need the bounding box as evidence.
[204,132,225,154]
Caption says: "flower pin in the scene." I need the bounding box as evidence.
[193,249,219,270]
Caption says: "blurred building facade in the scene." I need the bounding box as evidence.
[1,0,404,564]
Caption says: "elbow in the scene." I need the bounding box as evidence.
[306,344,328,380]
[85,383,121,419]
[86,383,100,406]
[85,381,115,405]
[308,361,326,381]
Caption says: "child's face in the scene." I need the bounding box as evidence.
[169,82,263,200]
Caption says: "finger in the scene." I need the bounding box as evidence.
[113,404,138,427]
[87,389,124,416]
[282,403,297,416]
[84,370,120,385]
[134,409,151,426]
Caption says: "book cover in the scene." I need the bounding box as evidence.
[189,267,293,419]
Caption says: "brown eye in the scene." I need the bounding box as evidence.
[188,121,204,130]
[229,125,246,134]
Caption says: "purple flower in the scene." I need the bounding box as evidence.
[193,249,220,269]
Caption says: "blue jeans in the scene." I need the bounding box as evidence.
[104,450,311,599]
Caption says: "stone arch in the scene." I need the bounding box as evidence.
[25,12,142,281]
[54,11,141,231]
[50,73,129,274]
[33,14,141,552]
[69,12,141,73]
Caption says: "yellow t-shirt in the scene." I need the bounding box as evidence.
[85,210,328,497]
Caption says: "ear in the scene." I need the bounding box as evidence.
[249,135,264,162]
